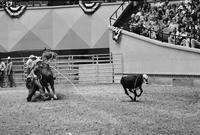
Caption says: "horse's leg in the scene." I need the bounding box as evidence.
[137,86,143,97]
[49,80,57,100]
[122,85,134,101]
[27,88,36,102]
[45,86,51,96]
[35,79,49,101]
[43,85,50,94]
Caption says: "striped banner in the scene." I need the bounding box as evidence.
[4,5,27,18]
[79,1,101,14]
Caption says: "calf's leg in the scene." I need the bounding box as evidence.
[122,86,134,101]
[133,89,137,101]
[137,86,143,97]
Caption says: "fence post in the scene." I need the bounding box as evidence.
[149,29,151,39]
[96,55,99,84]
[175,35,177,45]
[22,57,25,82]
[71,55,74,84]
[110,53,115,83]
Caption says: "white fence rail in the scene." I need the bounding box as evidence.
[3,53,122,86]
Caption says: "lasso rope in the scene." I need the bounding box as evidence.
[50,65,80,92]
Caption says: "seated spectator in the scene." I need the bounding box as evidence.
[130,13,135,20]
[151,19,161,39]
[141,17,151,37]
[168,17,179,32]
[168,31,176,44]
[191,35,200,49]
[178,27,188,45]
[129,15,140,33]
[182,12,193,25]
[127,0,200,48]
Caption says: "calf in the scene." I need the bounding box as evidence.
[120,74,148,101]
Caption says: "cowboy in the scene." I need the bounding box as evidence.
[24,55,37,79]
[6,56,16,87]
[26,55,43,83]
[0,58,6,88]
[26,56,49,101]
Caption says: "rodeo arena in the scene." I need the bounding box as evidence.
[1,0,200,134]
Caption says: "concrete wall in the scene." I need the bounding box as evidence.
[0,3,125,52]
[109,27,200,75]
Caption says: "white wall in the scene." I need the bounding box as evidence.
[109,27,200,75]
[0,3,124,52]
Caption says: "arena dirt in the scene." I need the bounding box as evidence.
[0,84,200,135]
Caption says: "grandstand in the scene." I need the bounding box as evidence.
[109,0,200,86]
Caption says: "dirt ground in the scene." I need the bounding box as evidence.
[0,84,200,135]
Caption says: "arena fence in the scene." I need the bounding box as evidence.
[3,53,122,87]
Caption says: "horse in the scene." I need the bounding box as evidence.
[120,74,148,101]
[41,48,57,62]
[38,61,58,100]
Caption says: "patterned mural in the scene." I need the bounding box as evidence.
[0,3,122,52]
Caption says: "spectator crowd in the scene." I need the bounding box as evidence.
[128,0,200,48]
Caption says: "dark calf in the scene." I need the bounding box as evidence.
[120,74,148,101]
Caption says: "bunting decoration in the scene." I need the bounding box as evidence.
[4,5,27,18]
[79,1,101,14]
[112,27,122,43]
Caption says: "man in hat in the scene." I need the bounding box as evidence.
[6,56,16,87]
[24,55,37,79]
[0,58,6,88]
[25,55,49,101]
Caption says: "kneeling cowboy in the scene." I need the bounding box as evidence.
[26,56,48,101]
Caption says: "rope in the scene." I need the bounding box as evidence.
[50,65,90,102]
[50,65,80,92]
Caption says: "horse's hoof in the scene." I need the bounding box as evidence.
[53,95,58,100]
[27,98,31,102]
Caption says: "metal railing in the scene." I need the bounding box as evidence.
[109,1,126,26]
[1,53,122,87]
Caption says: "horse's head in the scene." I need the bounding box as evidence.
[142,74,149,84]
[43,48,51,53]
[42,51,57,61]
